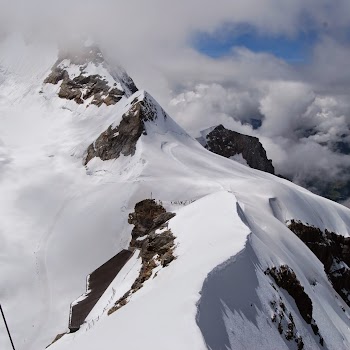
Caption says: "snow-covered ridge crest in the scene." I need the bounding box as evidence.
[50,191,251,350]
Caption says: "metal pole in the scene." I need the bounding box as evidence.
[0,304,15,350]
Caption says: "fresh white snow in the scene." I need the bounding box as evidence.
[229,153,249,166]
[1,35,350,350]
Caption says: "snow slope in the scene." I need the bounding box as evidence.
[1,35,350,350]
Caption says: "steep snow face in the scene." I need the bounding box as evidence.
[1,35,350,350]
[84,91,170,165]
[196,194,350,350]
[230,153,248,166]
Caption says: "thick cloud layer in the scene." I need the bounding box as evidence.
[169,77,350,189]
[1,0,350,201]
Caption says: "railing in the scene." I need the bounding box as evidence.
[0,304,16,350]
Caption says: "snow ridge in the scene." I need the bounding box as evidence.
[1,35,350,350]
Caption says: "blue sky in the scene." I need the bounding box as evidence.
[193,24,317,63]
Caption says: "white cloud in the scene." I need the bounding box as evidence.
[259,81,315,138]
[168,71,350,186]
[1,0,350,197]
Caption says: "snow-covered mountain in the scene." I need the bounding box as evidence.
[1,34,350,350]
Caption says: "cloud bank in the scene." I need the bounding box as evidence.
[1,0,350,201]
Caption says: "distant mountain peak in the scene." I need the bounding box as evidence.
[198,124,275,174]
[84,90,171,165]
[43,44,138,106]
[57,43,105,66]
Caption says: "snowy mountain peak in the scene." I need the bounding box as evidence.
[84,90,187,165]
[43,43,138,106]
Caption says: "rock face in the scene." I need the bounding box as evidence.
[200,125,275,174]
[129,200,169,244]
[266,265,313,324]
[129,200,176,269]
[288,220,350,307]
[128,199,176,283]
[44,44,137,106]
[268,295,305,349]
[108,199,176,315]
[266,265,324,347]
[53,199,175,342]
[84,94,159,165]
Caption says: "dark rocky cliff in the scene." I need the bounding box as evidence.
[44,44,138,106]
[199,125,275,174]
[288,220,350,307]
[84,94,159,165]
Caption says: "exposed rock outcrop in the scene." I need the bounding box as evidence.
[53,199,176,341]
[108,199,176,315]
[84,94,159,165]
[269,297,305,349]
[129,201,176,288]
[44,45,137,106]
[266,265,313,324]
[45,66,124,106]
[128,199,175,245]
[199,125,275,174]
[266,265,324,346]
[288,220,350,307]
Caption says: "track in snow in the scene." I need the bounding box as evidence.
[29,198,71,349]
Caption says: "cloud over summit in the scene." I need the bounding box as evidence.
[1,0,350,201]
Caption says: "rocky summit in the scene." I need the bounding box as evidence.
[44,44,138,106]
[199,124,275,174]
